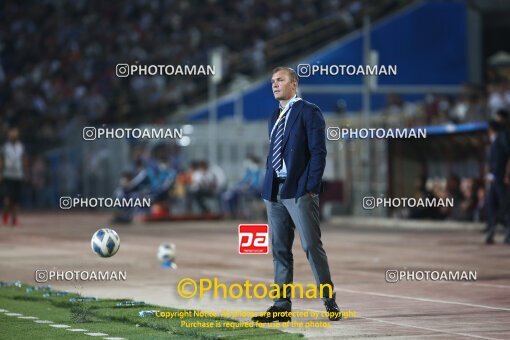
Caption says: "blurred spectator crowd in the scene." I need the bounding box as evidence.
[111,146,264,222]
[0,0,397,154]
[4,0,505,222]
[422,83,510,125]
[406,174,486,222]
[404,108,510,224]
[382,66,510,126]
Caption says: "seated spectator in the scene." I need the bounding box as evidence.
[408,175,442,220]
[222,155,264,218]
[474,185,486,222]
[209,162,227,195]
[171,166,193,214]
[186,160,216,214]
[444,173,464,220]
[146,158,176,205]
[451,177,477,221]
[112,160,151,223]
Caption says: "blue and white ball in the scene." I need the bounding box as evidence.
[157,243,176,263]
[91,228,120,258]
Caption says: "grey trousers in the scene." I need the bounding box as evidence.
[264,184,335,308]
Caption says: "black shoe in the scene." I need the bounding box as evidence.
[251,305,291,323]
[324,299,342,321]
[485,238,495,245]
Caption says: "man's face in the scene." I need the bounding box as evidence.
[8,129,18,142]
[271,70,297,101]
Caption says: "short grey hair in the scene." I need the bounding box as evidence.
[272,66,299,84]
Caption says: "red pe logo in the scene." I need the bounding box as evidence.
[238,224,269,254]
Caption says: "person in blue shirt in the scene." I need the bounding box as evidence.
[222,155,264,218]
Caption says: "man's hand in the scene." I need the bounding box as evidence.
[307,192,318,198]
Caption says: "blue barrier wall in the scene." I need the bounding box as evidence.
[189,0,467,122]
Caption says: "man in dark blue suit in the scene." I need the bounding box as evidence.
[252,67,341,323]
[485,119,510,244]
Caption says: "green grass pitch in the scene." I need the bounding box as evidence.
[0,282,303,339]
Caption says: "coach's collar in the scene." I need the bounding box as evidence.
[279,94,301,112]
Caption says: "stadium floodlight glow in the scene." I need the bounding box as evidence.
[177,136,191,147]
[182,124,194,134]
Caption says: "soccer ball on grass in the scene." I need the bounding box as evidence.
[91,228,120,258]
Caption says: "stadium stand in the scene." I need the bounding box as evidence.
[0,0,411,154]
[2,0,510,223]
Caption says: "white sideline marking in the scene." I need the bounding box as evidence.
[338,287,510,312]
[360,316,500,340]
[304,308,502,340]
[203,270,510,312]
[34,320,54,324]
[327,312,499,340]
[203,270,509,340]
[4,306,121,339]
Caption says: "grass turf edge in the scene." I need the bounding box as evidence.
[0,282,304,339]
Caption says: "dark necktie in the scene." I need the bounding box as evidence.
[271,108,287,171]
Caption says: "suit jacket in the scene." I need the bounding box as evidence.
[261,100,326,201]
[489,133,510,183]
